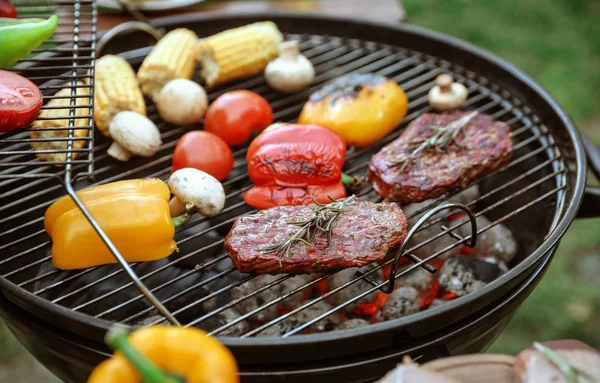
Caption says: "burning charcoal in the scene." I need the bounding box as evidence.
[448,184,480,205]
[428,299,449,309]
[375,287,419,322]
[212,309,249,337]
[293,300,342,333]
[255,316,299,338]
[231,275,311,323]
[134,315,165,327]
[438,255,505,297]
[336,318,370,330]
[394,266,434,292]
[327,267,382,311]
[457,215,517,264]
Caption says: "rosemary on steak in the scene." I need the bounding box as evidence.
[259,195,355,266]
[390,111,479,170]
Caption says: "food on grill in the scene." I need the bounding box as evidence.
[30,83,90,163]
[204,90,273,146]
[438,255,506,298]
[168,168,225,225]
[172,130,234,181]
[195,21,283,88]
[106,111,162,162]
[0,70,43,132]
[336,318,370,330]
[94,54,146,137]
[428,74,468,111]
[514,341,600,383]
[375,287,419,322]
[45,179,176,270]
[137,28,198,99]
[0,15,58,67]
[456,215,518,265]
[298,73,408,147]
[366,111,514,204]
[88,326,238,383]
[264,40,315,93]
[226,196,408,274]
[155,79,208,126]
[327,267,383,311]
[244,123,357,209]
[0,1,17,18]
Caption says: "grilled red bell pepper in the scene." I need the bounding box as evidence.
[244,123,354,209]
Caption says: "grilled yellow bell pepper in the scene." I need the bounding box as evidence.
[88,326,239,383]
[298,73,408,147]
[45,179,177,270]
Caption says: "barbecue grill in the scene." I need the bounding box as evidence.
[1,8,600,383]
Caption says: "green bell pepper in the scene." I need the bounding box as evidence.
[0,15,58,68]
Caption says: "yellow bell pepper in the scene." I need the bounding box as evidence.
[298,73,408,147]
[45,179,177,270]
[88,326,239,383]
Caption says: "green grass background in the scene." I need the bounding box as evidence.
[1,0,599,381]
[403,0,600,354]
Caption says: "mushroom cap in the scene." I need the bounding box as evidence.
[427,79,468,111]
[168,168,225,217]
[109,111,162,157]
[156,79,208,126]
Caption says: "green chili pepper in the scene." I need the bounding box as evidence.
[0,15,58,68]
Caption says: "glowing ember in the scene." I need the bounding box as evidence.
[381,264,392,280]
[313,279,329,294]
[440,292,457,300]
[419,280,440,308]
[448,212,467,221]
[353,292,390,316]
[459,245,473,256]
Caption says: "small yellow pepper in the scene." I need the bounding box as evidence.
[88,326,239,383]
[45,179,177,270]
[299,73,408,147]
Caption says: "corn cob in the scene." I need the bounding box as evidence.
[94,54,147,137]
[195,21,284,88]
[137,28,198,100]
[30,82,91,164]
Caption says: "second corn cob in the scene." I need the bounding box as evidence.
[195,21,284,88]
[137,28,198,100]
[94,54,146,137]
[30,82,91,164]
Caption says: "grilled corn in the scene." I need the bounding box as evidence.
[195,21,283,88]
[94,54,146,137]
[137,28,198,99]
[30,83,91,164]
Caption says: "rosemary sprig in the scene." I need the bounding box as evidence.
[259,195,355,267]
[390,111,479,170]
[534,342,595,383]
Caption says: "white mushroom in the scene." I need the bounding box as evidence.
[107,111,162,162]
[264,41,315,93]
[155,79,208,126]
[168,168,225,226]
[428,74,468,111]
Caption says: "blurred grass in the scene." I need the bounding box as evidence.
[404,0,600,353]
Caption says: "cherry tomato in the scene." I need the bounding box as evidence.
[0,70,43,133]
[0,0,17,18]
[172,131,234,181]
[204,90,273,146]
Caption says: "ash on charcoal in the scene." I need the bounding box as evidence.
[134,315,165,327]
[211,309,249,337]
[457,215,518,264]
[336,318,370,330]
[448,185,480,205]
[394,266,434,292]
[375,287,419,322]
[428,299,449,309]
[255,301,342,337]
[231,275,312,323]
[327,267,382,311]
[438,255,506,297]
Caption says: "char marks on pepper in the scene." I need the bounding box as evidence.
[309,73,387,105]
[225,198,408,274]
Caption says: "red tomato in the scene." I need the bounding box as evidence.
[0,70,43,133]
[0,1,17,18]
[204,90,273,146]
[172,131,234,181]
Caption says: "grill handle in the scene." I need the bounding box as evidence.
[578,134,600,218]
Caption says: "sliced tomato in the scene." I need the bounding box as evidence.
[172,130,234,181]
[204,90,273,146]
[0,70,43,133]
